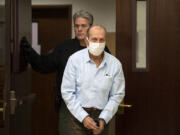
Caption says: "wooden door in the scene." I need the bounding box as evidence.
[116,0,180,135]
[1,0,33,135]
[0,1,6,134]
[31,6,72,135]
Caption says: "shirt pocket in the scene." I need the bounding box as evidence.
[96,75,113,92]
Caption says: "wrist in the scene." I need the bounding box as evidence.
[82,115,90,123]
[99,118,106,125]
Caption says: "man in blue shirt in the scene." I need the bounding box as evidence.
[61,25,125,135]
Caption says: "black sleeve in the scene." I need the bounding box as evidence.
[104,45,111,54]
[25,45,61,74]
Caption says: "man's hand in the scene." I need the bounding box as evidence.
[93,119,105,135]
[20,36,31,52]
[20,36,32,63]
[83,116,99,130]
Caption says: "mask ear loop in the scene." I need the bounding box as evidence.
[85,37,89,46]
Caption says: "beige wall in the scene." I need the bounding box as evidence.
[106,32,116,56]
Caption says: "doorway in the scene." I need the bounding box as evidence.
[31,5,72,135]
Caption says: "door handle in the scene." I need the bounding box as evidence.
[119,103,132,108]
[118,103,132,115]
[0,102,7,121]
[0,108,3,112]
[9,91,36,114]
[10,91,17,115]
[18,93,36,105]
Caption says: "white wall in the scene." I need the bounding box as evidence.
[32,0,116,37]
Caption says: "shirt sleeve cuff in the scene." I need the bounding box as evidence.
[78,110,89,123]
[99,111,111,124]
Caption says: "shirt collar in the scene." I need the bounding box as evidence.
[100,52,107,68]
[84,48,108,66]
[84,48,91,63]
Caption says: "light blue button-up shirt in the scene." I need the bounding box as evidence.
[61,48,125,124]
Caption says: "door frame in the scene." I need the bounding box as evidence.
[3,0,32,135]
[4,0,12,134]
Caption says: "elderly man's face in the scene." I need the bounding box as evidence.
[89,26,106,43]
[74,17,90,41]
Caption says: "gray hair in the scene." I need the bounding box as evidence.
[87,25,107,38]
[73,10,94,26]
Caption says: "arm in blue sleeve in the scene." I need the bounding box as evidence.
[99,62,125,123]
[61,56,89,122]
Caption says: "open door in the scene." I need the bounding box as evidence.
[0,0,33,135]
[116,0,180,135]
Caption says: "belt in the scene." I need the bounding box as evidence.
[83,107,101,112]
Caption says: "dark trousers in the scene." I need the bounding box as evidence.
[58,102,110,135]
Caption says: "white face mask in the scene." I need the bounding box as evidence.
[87,41,105,56]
